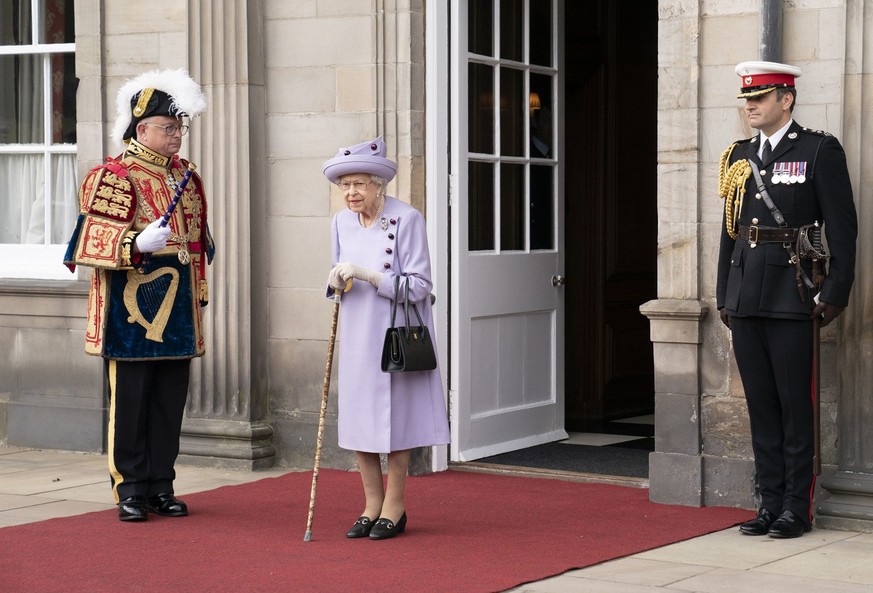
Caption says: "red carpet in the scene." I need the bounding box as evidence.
[0,469,752,593]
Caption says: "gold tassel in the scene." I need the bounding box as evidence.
[717,143,752,240]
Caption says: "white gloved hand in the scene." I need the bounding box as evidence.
[327,264,348,291]
[135,219,171,253]
[330,262,383,288]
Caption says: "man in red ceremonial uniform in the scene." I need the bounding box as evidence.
[717,62,857,538]
[64,69,214,522]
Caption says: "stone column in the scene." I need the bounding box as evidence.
[177,0,274,469]
[642,3,708,506]
[816,0,873,530]
[641,300,707,505]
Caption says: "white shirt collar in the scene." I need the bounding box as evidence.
[759,119,793,158]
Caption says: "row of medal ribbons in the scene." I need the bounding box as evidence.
[770,161,806,184]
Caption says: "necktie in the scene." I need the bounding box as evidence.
[761,139,772,163]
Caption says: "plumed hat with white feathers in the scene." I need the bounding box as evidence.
[111,69,207,148]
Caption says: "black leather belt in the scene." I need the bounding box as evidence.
[738,225,798,244]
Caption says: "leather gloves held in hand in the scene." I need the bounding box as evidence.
[328,262,383,289]
[812,302,845,327]
[134,219,170,253]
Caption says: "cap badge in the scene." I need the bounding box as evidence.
[132,88,155,117]
[744,76,753,85]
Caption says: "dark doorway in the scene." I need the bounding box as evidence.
[564,0,658,432]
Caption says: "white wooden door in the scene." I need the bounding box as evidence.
[450,0,566,461]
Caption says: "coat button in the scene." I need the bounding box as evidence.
[386,248,393,254]
[383,263,391,269]
[390,219,396,225]
[388,233,395,240]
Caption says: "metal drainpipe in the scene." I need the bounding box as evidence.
[759,0,783,62]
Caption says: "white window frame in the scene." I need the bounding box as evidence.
[0,0,77,280]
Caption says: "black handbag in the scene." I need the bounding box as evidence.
[381,275,437,373]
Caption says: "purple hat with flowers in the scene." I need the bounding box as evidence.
[322,136,397,184]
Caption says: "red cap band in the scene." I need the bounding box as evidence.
[740,73,796,88]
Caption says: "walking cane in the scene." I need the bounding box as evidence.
[304,279,351,542]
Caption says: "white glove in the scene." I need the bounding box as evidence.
[330,262,383,288]
[135,219,171,253]
[327,265,348,291]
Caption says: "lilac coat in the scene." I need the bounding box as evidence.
[329,197,451,453]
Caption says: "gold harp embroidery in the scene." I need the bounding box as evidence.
[123,267,179,342]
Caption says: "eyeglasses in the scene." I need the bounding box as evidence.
[337,180,374,192]
[144,123,190,137]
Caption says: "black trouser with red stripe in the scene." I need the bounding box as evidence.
[730,316,814,528]
[106,359,191,503]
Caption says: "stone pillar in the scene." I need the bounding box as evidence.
[177,0,275,469]
[641,300,707,505]
[817,0,873,530]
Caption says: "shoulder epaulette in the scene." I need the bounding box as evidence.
[801,127,831,137]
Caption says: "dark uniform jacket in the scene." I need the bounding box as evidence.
[717,120,857,320]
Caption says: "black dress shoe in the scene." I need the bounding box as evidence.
[369,512,407,540]
[739,508,776,536]
[147,493,188,517]
[118,496,148,522]
[768,509,810,539]
[346,516,376,538]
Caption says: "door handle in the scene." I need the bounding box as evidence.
[551,274,565,287]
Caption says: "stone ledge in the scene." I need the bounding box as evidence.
[640,298,709,344]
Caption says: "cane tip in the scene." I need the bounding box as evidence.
[303,531,312,542]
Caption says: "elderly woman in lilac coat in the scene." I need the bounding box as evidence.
[323,137,450,541]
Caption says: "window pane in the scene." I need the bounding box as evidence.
[469,161,495,251]
[500,163,524,251]
[0,55,44,143]
[468,0,493,56]
[0,0,33,44]
[39,0,75,44]
[530,165,553,249]
[0,153,44,243]
[500,0,522,61]
[51,154,77,243]
[500,67,523,156]
[469,62,494,154]
[52,52,77,143]
[529,73,553,158]
[530,0,553,67]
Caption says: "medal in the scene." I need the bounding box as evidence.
[797,162,807,184]
[773,162,786,184]
[772,162,783,184]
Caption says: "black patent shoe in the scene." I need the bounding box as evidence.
[369,512,407,540]
[346,516,376,538]
[768,509,811,539]
[739,508,776,536]
[118,495,148,522]
[147,492,188,517]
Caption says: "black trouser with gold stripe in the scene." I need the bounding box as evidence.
[106,359,191,503]
[730,316,814,528]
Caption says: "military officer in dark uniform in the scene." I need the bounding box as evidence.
[716,61,858,538]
